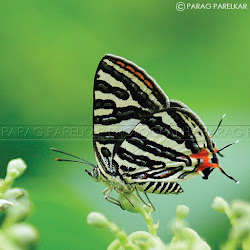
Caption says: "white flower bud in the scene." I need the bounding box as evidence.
[3,188,28,200]
[230,219,250,240]
[87,212,108,228]
[7,159,27,179]
[231,200,250,218]
[6,223,38,248]
[0,199,13,209]
[176,205,189,220]
[212,197,229,213]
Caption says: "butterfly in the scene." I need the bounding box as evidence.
[52,54,239,209]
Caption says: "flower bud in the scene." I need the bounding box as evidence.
[231,200,250,219]
[7,159,27,179]
[87,212,108,228]
[0,199,13,210]
[176,205,189,220]
[230,219,250,240]
[6,223,38,248]
[212,197,229,213]
[3,188,28,200]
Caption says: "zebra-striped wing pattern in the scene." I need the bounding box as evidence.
[93,54,169,176]
[113,106,214,194]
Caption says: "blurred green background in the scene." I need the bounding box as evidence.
[0,0,249,249]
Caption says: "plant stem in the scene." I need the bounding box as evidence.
[107,222,139,250]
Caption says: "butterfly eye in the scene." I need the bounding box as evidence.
[91,167,101,182]
[211,156,218,164]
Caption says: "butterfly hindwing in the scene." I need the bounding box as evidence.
[93,54,169,176]
[137,181,183,194]
[169,99,190,110]
[113,106,214,189]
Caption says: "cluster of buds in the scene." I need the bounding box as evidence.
[0,159,38,249]
[87,192,210,250]
[212,196,250,250]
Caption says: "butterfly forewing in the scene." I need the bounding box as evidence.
[93,54,169,176]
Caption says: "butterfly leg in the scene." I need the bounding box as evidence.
[102,187,124,209]
[144,193,155,211]
[114,188,134,207]
[135,187,150,207]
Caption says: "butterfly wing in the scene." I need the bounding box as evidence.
[137,181,183,195]
[113,106,214,193]
[169,99,190,109]
[93,54,169,176]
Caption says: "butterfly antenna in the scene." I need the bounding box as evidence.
[211,114,226,138]
[51,147,95,167]
[216,140,239,154]
[56,158,87,164]
[217,151,224,157]
[218,166,239,184]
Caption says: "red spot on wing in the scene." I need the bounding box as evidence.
[191,148,218,172]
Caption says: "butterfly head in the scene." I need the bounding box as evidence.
[199,152,219,180]
[85,166,101,182]
[191,148,219,179]
[191,140,239,183]
[50,147,101,181]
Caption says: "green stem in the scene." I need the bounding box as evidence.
[224,208,236,226]
[0,177,14,198]
[107,222,139,250]
[140,209,158,236]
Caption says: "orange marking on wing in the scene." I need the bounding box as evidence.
[116,61,125,67]
[118,62,154,90]
[114,163,118,171]
[160,171,174,178]
[144,80,153,89]
[191,148,219,172]
[140,173,147,180]
[135,71,145,80]
[126,65,135,73]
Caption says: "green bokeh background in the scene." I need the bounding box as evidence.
[0,1,249,249]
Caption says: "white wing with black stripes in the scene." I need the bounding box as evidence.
[93,54,169,177]
[113,105,214,194]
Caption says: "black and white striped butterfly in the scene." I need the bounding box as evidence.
[52,54,238,209]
